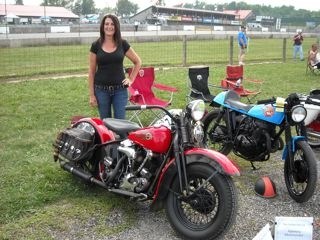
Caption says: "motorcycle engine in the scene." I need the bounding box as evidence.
[233,116,276,161]
[100,139,161,193]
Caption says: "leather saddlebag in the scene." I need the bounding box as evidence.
[53,127,94,162]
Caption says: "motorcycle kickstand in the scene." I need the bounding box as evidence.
[250,161,260,171]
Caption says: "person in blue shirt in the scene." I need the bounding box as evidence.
[237,25,247,65]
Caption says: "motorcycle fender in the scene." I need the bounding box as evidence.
[74,118,115,143]
[151,148,240,210]
[184,148,240,176]
[281,136,306,160]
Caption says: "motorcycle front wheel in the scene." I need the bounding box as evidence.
[202,109,233,155]
[284,140,318,203]
[165,164,237,240]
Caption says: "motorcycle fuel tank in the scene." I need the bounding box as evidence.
[128,126,172,153]
[247,104,284,125]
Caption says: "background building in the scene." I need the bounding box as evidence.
[130,5,238,27]
[0,4,79,24]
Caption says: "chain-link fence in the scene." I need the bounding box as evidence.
[1,32,318,81]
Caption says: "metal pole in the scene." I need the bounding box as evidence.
[282,38,287,63]
[229,36,234,65]
[183,35,187,67]
[44,4,47,38]
[4,0,8,38]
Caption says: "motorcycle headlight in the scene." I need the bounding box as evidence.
[187,99,205,121]
[290,105,307,123]
[193,122,204,143]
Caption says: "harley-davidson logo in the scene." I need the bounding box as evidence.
[135,132,152,140]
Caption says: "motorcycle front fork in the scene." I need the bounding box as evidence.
[284,124,297,172]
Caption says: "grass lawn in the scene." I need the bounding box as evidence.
[0,60,319,239]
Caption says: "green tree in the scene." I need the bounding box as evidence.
[15,0,24,5]
[72,0,82,15]
[154,0,165,6]
[116,0,138,17]
[81,0,96,14]
[41,0,73,8]
[100,6,116,15]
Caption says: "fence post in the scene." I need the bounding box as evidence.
[282,38,287,63]
[229,36,234,65]
[183,35,187,67]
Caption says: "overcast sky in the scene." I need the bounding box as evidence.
[3,0,318,12]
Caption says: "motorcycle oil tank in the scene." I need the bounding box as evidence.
[128,126,172,153]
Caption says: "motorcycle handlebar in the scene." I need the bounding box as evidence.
[306,97,320,106]
[256,97,276,105]
[125,105,147,111]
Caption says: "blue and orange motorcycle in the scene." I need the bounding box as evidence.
[202,90,318,203]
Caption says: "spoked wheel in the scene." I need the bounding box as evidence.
[165,164,237,240]
[202,109,233,155]
[284,141,318,203]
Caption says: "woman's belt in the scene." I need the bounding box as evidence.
[95,84,128,91]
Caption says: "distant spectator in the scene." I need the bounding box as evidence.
[134,21,139,32]
[308,43,320,69]
[293,30,304,61]
[237,25,247,65]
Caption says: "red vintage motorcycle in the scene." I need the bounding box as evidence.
[53,100,240,240]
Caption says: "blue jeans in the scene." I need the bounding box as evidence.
[94,85,128,120]
[293,45,304,60]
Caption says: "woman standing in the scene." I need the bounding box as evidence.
[89,14,141,120]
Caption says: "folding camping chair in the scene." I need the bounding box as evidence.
[306,51,320,75]
[306,62,320,75]
[187,65,215,103]
[220,65,263,103]
[127,67,178,126]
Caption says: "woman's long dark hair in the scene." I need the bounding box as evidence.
[99,14,122,46]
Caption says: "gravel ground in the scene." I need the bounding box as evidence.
[54,149,319,240]
[104,149,320,240]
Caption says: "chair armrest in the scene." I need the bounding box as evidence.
[245,78,264,84]
[128,87,140,96]
[222,79,239,87]
[190,86,205,95]
[153,83,178,92]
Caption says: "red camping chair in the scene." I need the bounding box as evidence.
[127,67,178,126]
[220,65,263,103]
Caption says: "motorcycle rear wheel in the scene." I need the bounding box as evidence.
[165,164,237,240]
[202,109,233,155]
[284,141,318,203]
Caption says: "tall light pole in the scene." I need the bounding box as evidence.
[4,0,8,38]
